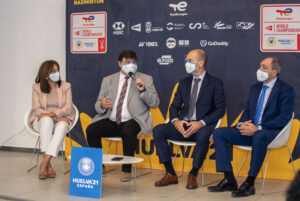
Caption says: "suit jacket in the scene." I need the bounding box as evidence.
[93,72,160,135]
[239,78,295,131]
[169,73,226,125]
[29,81,75,125]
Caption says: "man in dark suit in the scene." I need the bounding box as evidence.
[208,57,295,197]
[153,49,226,189]
[86,50,159,182]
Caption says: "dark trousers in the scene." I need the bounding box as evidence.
[213,127,279,177]
[86,118,141,172]
[153,122,215,169]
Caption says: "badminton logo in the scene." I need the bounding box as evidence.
[78,157,95,176]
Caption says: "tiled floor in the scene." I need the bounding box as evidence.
[0,151,291,201]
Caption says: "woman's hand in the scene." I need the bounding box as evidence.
[57,117,70,124]
[38,112,55,121]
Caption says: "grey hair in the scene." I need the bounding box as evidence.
[269,57,281,75]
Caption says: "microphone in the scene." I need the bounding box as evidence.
[128,72,143,88]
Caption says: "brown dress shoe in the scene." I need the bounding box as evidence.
[186,174,198,189]
[155,173,178,187]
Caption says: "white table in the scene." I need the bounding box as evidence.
[102,154,144,191]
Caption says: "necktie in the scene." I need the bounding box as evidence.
[253,85,269,126]
[187,78,200,120]
[116,77,129,124]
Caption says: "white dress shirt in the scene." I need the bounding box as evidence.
[109,73,133,122]
[172,71,206,125]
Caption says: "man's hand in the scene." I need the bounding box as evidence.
[238,120,258,136]
[184,121,203,138]
[135,77,145,91]
[173,120,189,136]
[101,96,113,109]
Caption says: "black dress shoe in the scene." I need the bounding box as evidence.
[208,178,238,192]
[232,181,255,197]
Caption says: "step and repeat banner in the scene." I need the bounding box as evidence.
[66,0,300,180]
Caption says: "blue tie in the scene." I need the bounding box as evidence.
[253,85,269,126]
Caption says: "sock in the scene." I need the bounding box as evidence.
[189,167,200,177]
[164,162,176,176]
[224,171,236,183]
[245,175,256,186]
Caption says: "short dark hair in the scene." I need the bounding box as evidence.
[118,50,137,62]
[35,60,61,93]
[287,170,300,201]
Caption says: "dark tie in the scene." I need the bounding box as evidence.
[253,85,269,126]
[187,78,201,120]
[116,77,129,124]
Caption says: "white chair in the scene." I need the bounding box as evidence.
[168,118,222,184]
[24,104,79,173]
[104,133,153,170]
[235,113,295,194]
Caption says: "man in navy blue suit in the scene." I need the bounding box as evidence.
[153,49,226,189]
[208,57,295,197]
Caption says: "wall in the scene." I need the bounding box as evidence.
[0,0,66,148]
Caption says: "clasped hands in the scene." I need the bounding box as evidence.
[38,112,69,124]
[238,120,259,136]
[173,120,203,138]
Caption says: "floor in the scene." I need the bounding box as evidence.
[0,151,291,201]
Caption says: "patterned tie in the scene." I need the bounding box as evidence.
[116,77,129,124]
[187,78,200,120]
[253,85,269,126]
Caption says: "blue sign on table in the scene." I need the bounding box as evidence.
[69,147,102,199]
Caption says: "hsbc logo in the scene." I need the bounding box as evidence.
[112,22,125,35]
[169,1,188,16]
[112,22,125,30]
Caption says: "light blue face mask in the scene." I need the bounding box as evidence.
[185,61,196,74]
[256,69,269,82]
[122,63,137,75]
[49,71,60,82]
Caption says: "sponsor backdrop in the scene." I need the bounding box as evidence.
[66,0,300,180]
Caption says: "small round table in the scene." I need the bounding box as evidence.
[102,154,144,191]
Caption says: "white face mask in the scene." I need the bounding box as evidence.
[122,63,137,75]
[49,71,60,82]
[256,69,269,82]
[185,61,196,74]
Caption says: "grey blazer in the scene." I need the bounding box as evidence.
[92,72,160,135]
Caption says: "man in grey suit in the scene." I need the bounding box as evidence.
[86,50,160,182]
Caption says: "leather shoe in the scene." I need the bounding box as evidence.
[38,169,48,180]
[47,167,56,178]
[120,172,132,182]
[186,174,198,189]
[155,173,178,187]
[232,181,255,197]
[208,178,238,192]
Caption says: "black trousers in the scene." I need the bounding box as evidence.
[86,118,141,172]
